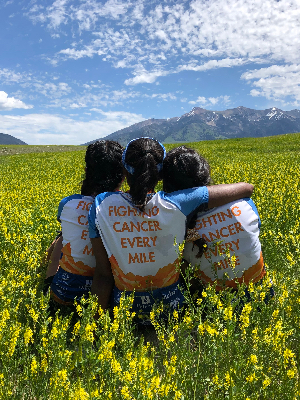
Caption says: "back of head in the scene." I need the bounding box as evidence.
[163,146,211,192]
[123,137,165,210]
[81,140,124,196]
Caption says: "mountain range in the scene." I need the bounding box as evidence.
[85,106,300,146]
[0,132,27,145]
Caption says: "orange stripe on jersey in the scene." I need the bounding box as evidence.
[60,243,95,276]
[196,251,265,291]
[109,254,180,291]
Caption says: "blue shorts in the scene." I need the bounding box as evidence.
[112,280,185,324]
[50,266,93,305]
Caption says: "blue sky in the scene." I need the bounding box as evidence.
[1,0,300,145]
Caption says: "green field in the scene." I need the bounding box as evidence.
[0,133,299,399]
[0,144,84,156]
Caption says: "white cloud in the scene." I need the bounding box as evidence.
[177,58,246,73]
[150,93,177,101]
[70,102,86,108]
[241,64,300,103]
[70,0,130,32]
[0,68,28,83]
[26,0,69,29]
[27,0,130,32]
[59,46,97,59]
[0,91,33,110]
[125,70,169,85]
[189,95,230,107]
[28,0,300,90]
[0,111,144,145]
[31,82,72,98]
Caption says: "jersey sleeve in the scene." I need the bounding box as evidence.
[88,200,100,238]
[57,200,64,223]
[159,186,209,216]
[245,198,261,229]
[57,194,83,223]
[88,192,115,238]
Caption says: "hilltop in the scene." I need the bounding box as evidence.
[0,132,27,145]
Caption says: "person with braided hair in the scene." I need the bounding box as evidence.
[89,137,254,322]
[45,140,124,306]
[163,146,273,297]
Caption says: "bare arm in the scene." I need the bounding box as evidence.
[91,237,114,312]
[207,182,254,209]
[45,235,63,278]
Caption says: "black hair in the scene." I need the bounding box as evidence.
[163,146,212,258]
[124,137,164,210]
[162,146,211,193]
[81,140,124,197]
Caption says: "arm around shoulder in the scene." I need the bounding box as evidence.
[207,182,254,209]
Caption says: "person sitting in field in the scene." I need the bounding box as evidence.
[163,145,273,295]
[44,140,124,306]
[88,137,254,322]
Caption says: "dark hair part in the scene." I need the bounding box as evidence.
[162,146,211,193]
[81,140,124,196]
[124,137,164,210]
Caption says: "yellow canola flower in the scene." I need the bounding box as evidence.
[212,374,219,385]
[31,357,38,375]
[262,376,271,389]
[287,369,296,379]
[223,305,233,321]
[72,321,81,337]
[246,372,257,383]
[24,327,33,346]
[40,355,48,372]
[56,369,70,390]
[121,386,134,399]
[8,323,21,356]
[283,348,295,360]
[249,354,258,364]
[111,357,122,374]
[83,322,96,342]
[224,372,231,389]
[73,386,89,400]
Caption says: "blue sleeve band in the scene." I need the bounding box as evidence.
[88,201,100,238]
[88,192,117,238]
[244,197,261,229]
[159,187,209,216]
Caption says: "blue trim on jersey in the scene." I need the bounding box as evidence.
[57,194,84,223]
[244,197,261,229]
[88,192,119,238]
[159,186,209,216]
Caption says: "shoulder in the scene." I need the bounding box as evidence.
[243,198,260,216]
[199,198,261,227]
[93,191,124,208]
[57,194,84,220]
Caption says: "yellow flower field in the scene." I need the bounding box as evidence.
[0,133,299,399]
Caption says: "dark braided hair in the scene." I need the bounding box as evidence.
[124,138,165,210]
[163,146,212,258]
[81,140,124,197]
